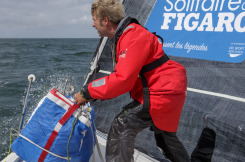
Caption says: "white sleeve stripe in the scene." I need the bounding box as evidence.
[92,78,106,87]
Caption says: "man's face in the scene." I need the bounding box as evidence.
[92,14,107,37]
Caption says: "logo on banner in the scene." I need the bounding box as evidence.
[145,0,245,63]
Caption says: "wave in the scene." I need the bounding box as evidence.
[64,51,93,56]
[0,81,9,88]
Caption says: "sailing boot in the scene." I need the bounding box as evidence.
[153,125,190,162]
[191,127,216,162]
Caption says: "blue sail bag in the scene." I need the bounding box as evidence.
[11,88,95,162]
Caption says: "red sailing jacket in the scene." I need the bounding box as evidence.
[85,23,187,132]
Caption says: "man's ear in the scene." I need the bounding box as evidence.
[103,17,109,25]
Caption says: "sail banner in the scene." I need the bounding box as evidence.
[145,0,245,63]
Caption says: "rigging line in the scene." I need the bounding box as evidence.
[83,37,108,86]
[99,70,111,74]
[187,87,245,103]
[98,70,245,103]
[17,133,70,160]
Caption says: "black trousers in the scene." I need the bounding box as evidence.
[105,101,190,162]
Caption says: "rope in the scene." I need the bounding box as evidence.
[18,80,33,133]
[67,117,78,162]
[67,107,105,162]
[10,128,70,160]
[5,129,13,162]
[93,124,105,162]
[19,133,70,160]
[43,85,46,98]
[90,125,96,162]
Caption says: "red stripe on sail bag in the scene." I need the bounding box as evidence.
[38,98,80,161]
[50,88,73,106]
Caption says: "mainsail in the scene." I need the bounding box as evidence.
[83,0,245,161]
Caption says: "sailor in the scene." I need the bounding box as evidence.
[75,0,190,161]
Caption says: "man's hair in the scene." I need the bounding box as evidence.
[91,0,125,24]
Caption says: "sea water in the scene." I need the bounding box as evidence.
[0,38,99,160]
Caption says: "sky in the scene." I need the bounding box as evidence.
[0,0,98,38]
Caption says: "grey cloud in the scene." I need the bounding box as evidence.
[0,0,97,38]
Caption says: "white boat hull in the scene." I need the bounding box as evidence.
[2,132,159,162]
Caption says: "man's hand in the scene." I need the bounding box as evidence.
[75,91,87,105]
